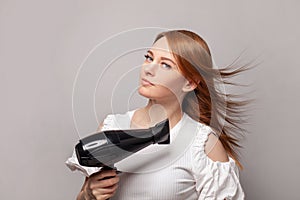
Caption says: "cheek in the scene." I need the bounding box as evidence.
[155,74,186,94]
[139,66,187,96]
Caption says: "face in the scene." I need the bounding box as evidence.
[138,37,193,103]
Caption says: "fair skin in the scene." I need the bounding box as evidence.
[77,37,228,200]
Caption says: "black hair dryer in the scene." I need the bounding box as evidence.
[75,119,170,170]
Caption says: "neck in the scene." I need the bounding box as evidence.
[143,98,183,129]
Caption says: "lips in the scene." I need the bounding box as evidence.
[141,78,154,86]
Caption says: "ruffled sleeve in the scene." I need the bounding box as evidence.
[100,114,116,131]
[65,114,116,177]
[191,125,245,200]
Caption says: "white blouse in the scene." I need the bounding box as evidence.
[66,110,245,200]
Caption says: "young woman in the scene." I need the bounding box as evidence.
[71,30,250,200]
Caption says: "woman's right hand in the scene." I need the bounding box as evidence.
[78,169,119,200]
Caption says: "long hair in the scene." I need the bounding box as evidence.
[153,30,252,169]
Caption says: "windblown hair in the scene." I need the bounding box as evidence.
[154,30,252,169]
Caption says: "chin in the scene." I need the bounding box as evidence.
[138,86,173,101]
[138,87,150,98]
[138,86,157,99]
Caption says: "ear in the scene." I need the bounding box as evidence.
[182,79,198,92]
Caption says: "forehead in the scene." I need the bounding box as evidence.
[150,37,174,57]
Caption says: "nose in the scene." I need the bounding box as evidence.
[143,63,157,76]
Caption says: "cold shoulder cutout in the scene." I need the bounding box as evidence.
[191,124,245,199]
[204,133,229,162]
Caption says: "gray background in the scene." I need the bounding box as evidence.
[1,0,299,199]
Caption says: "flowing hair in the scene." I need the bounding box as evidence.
[153,30,253,169]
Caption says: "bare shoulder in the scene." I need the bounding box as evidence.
[204,133,229,162]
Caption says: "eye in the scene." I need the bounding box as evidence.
[144,54,153,62]
[161,62,172,69]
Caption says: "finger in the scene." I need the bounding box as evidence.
[92,185,118,199]
[92,183,118,196]
[90,176,119,189]
[93,192,115,200]
[90,170,117,181]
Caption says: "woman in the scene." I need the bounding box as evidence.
[71,30,250,199]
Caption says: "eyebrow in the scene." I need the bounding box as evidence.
[147,50,176,65]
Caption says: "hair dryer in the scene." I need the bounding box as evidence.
[75,119,170,169]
